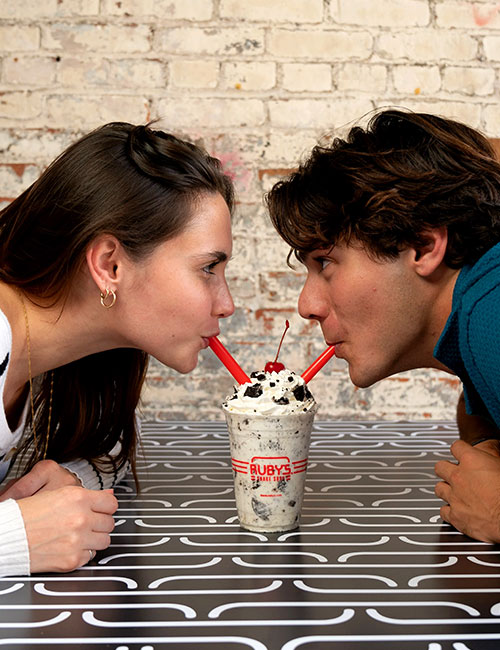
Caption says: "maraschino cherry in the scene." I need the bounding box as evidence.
[265,320,289,372]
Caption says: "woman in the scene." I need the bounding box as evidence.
[0,122,235,576]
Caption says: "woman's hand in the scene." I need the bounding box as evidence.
[18,486,118,573]
[435,439,500,543]
[0,459,81,501]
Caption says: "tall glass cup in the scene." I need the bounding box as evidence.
[223,405,317,533]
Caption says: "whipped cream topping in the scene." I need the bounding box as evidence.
[223,369,316,415]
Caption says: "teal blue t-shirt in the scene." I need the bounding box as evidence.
[434,242,500,428]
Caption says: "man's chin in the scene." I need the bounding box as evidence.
[349,368,377,389]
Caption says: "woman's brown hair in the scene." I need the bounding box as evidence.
[267,109,500,268]
[0,122,234,482]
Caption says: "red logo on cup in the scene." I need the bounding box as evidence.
[231,456,308,480]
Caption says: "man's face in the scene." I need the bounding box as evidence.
[298,239,431,387]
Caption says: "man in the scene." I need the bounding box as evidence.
[266,109,500,543]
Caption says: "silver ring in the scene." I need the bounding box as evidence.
[88,550,93,561]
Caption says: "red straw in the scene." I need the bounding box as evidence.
[208,337,251,384]
[301,346,336,383]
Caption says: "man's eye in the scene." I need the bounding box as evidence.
[319,258,332,271]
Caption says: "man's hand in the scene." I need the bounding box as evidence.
[0,460,81,501]
[18,486,118,573]
[435,439,500,543]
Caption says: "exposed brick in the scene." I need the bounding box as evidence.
[220,0,323,22]
[337,64,387,93]
[156,98,265,128]
[223,62,275,91]
[385,99,482,128]
[269,98,373,130]
[258,271,307,305]
[44,94,150,128]
[43,23,152,54]
[0,91,43,121]
[259,167,296,192]
[0,25,39,51]
[436,1,500,28]
[484,105,500,136]
[0,163,39,195]
[282,63,331,92]
[378,30,477,62]
[333,0,430,26]
[268,29,372,59]
[442,66,495,96]
[58,57,165,89]
[484,36,500,61]
[0,130,74,160]
[3,56,57,85]
[170,60,219,89]
[392,64,441,94]
[0,0,98,18]
[101,0,213,20]
[259,132,319,164]
[158,27,264,56]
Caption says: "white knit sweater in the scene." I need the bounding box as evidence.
[0,308,131,577]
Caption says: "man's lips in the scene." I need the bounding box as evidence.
[327,341,342,356]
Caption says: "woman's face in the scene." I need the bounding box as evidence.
[119,192,234,373]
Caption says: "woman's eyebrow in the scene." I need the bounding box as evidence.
[192,251,228,263]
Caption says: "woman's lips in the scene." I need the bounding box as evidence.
[202,333,220,349]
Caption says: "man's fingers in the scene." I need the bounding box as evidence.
[450,439,473,462]
[434,459,457,483]
[434,480,451,503]
[440,504,451,524]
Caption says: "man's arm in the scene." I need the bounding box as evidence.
[456,391,500,455]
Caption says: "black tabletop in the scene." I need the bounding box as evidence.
[1,420,500,650]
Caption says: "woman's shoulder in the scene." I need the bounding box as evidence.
[0,309,11,370]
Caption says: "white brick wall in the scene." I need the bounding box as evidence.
[2,0,498,421]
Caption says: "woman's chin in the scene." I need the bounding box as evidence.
[175,355,199,374]
[155,352,198,374]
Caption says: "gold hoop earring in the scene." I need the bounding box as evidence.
[100,288,116,308]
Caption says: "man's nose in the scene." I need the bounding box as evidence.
[298,275,328,322]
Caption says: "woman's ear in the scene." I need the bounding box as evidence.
[85,235,121,293]
[412,226,448,277]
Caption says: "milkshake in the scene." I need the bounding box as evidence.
[223,369,317,533]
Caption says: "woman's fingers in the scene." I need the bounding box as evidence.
[18,486,118,574]
[89,488,118,515]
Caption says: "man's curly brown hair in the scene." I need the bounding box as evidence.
[267,109,500,268]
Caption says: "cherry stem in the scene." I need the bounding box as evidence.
[273,320,289,363]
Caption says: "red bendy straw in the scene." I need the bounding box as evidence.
[301,345,336,383]
[208,337,251,385]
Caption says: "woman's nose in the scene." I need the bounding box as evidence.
[298,275,328,322]
[216,280,235,319]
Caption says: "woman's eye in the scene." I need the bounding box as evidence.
[203,262,217,275]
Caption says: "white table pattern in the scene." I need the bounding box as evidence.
[1,420,500,650]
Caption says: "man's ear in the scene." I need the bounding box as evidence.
[412,226,448,277]
[85,235,122,293]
